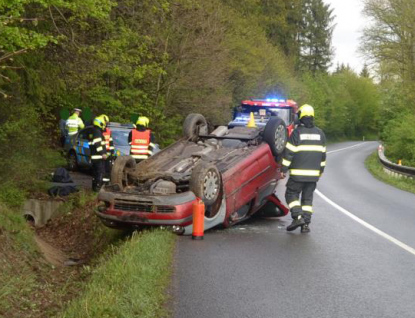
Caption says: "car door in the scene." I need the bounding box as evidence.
[76,127,93,167]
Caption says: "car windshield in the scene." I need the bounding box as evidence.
[236,106,291,125]
[112,130,130,147]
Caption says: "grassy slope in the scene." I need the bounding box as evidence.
[1,191,176,318]
[60,230,176,318]
[0,205,41,317]
[365,151,415,194]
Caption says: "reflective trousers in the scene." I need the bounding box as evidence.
[285,178,317,223]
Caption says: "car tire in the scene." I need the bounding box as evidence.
[183,113,208,141]
[67,151,78,171]
[263,116,287,157]
[111,155,136,189]
[190,162,222,218]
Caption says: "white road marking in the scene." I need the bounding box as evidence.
[327,142,366,154]
[316,189,415,256]
[317,141,415,256]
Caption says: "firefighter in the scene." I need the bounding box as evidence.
[65,108,85,136]
[90,116,107,192]
[100,114,114,184]
[128,116,156,162]
[281,104,326,233]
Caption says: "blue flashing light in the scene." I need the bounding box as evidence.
[266,97,286,102]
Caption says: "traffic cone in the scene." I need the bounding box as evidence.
[192,198,205,240]
[246,112,257,128]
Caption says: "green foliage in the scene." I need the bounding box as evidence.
[0,182,27,209]
[381,114,415,166]
[298,0,335,74]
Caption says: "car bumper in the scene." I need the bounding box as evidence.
[96,190,197,226]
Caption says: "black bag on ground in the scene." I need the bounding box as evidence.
[48,186,79,197]
[52,167,73,183]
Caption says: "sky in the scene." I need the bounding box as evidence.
[325,0,368,73]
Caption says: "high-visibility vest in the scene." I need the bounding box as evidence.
[130,129,151,160]
[66,114,85,136]
[102,128,113,154]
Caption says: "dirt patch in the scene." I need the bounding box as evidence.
[34,235,67,267]
[36,197,109,263]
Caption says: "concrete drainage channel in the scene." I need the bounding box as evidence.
[23,199,64,227]
[23,197,88,266]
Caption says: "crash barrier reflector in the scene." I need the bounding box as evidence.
[246,112,257,128]
[378,145,415,179]
[192,198,205,240]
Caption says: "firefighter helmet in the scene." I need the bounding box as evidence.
[93,116,106,129]
[136,116,150,127]
[100,114,109,123]
[298,104,314,119]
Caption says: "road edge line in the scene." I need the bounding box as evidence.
[316,189,415,256]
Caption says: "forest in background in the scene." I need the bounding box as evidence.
[1,0,410,200]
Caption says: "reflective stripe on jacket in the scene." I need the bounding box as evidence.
[65,114,85,136]
[281,124,326,182]
[102,128,114,155]
[130,129,153,160]
[90,127,106,161]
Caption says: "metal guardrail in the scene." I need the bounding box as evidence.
[377,145,415,178]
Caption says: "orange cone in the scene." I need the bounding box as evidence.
[192,198,205,240]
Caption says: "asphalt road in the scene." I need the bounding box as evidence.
[172,141,415,318]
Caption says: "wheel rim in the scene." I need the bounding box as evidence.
[274,125,286,152]
[203,170,219,200]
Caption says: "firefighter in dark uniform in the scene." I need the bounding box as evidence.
[281,104,326,233]
[100,114,114,184]
[90,116,107,192]
[128,116,156,162]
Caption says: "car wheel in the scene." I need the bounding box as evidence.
[189,162,222,218]
[67,151,78,171]
[111,155,136,189]
[183,113,208,141]
[263,116,287,157]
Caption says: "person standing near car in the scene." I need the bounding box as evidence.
[128,116,156,162]
[100,114,114,184]
[65,108,85,136]
[90,116,107,192]
[281,104,326,233]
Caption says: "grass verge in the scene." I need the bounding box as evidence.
[59,229,176,318]
[0,204,40,317]
[365,151,415,194]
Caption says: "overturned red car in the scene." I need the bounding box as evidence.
[96,113,289,234]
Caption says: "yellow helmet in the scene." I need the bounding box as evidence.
[298,104,314,119]
[93,116,106,129]
[136,116,150,127]
[99,114,109,123]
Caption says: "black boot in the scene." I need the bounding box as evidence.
[287,215,306,231]
[301,223,310,233]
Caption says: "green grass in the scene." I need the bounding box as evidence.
[59,230,176,318]
[365,151,415,194]
[0,204,42,317]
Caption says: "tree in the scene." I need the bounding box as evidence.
[361,0,415,84]
[297,0,335,74]
[360,64,371,78]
